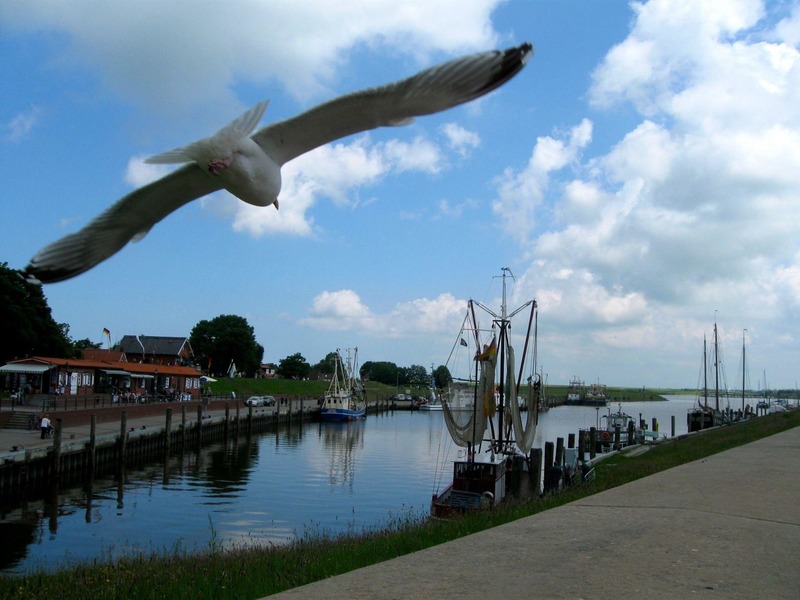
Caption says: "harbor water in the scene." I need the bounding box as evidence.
[0,396,695,575]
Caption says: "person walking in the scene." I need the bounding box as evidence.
[40,414,52,439]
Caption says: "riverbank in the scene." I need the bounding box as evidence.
[1,408,797,599]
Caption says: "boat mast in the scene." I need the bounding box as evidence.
[742,329,746,412]
[703,334,708,410]
[714,321,720,413]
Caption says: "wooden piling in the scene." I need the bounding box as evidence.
[530,448,542,496]
[89,415,97,476]
[671,415,675,437]
[589,427,597,458]
[164,408,172,458]
[614,424,621,450]
[181,405,187,449]
[196,405,203,449]
[52,419,63,483]
[567,433,575,449]
[118,411,128,468]
[555,437,564,466]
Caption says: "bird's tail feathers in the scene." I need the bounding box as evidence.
[144,100,270,165]
[225,100,269,138]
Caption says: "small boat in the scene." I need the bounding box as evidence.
[431,268,541,517]
[419,366,443,411]
[320,348,366,422]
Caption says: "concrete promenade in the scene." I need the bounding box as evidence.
[270,426,800,600]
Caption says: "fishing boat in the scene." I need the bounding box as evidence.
[564,376,583,405]
[320,348,366,422]
[688,322,727,432]
[431,268,541,517]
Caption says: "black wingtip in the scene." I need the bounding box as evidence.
[471,42,534,100]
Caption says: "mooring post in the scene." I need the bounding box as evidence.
[89,414,97,476]
[164,408,173,458]
[181,405,187,449]
[555,437,564,466]
[544,441,557,493]
[578,431,585,460]
[196,404,203,448]
[530,448,542,496]
[671,415,675,437]
[567,433,575,449]
[118,411,128,469]
[52,418,63,484]
[652,417,658,433]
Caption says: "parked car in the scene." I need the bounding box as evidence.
[245,395,276,407]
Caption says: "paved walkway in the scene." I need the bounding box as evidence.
[269,426,800,600]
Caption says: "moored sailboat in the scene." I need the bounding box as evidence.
[688,322,727,432]
[320,348,366,422]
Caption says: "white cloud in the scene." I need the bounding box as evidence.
[230,134,444,237]
[300,290,465,338]
[0,1,503,115]
[3,107,42,142]
[499,0,800,385]
[492,119,592,245]
[440,122,480,156]
[124,156,173,187]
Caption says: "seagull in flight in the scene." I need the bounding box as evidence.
[25,43,533,283]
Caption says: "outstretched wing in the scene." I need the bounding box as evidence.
[253,43,533,166]
[25,164,221,284]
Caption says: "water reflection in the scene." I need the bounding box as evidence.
[0,399,696,574]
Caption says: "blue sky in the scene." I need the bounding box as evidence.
[2,0,800,390]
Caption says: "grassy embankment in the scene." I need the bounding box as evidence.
[209,377,680,404]
[2,407,798,600]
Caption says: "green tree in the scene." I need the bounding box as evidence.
[406,364,429,386]
[433,365,452,389]
[72,338,101,357]
[277,352,311,379]
[0,262,71,363]
[311,352,338,376]
[189,314,263,376]
[360,360,399,386]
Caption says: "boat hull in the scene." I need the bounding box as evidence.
[320,407,366,422]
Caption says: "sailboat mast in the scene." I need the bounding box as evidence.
[714,322,720,413]
[703,334,708,410]
[497,267,511,449]
[742,330,746,412]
